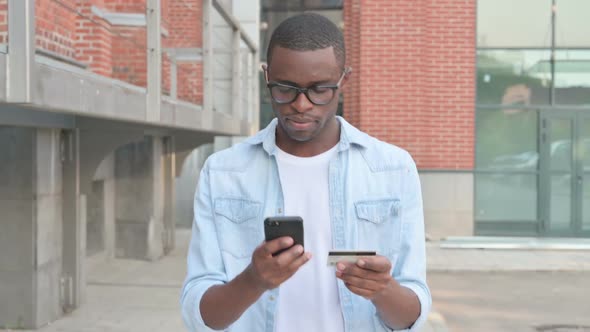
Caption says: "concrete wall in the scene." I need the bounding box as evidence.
[0,127,63,329]
[175,143,213,228]
[87,153,116,258]
[175,136,245,228]
[114,137,168,260]
[420,172,474,240]
[0,127,36,329]
[34,129,64,326]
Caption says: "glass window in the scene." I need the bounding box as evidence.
[476,108,538,170]
[583,177,590,230]
[303,0,343,8]
[580,118,590,230]
[550,174,572,230]
[263,0,342,10]
[475,174,538,222]
[555,0,590,48]
[554,50,590,106]
[477,50,552,105]
[477,0,552,48]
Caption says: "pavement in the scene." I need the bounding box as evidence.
[428,271,590,332]
[3,230,590,332]
[425,240,590,332]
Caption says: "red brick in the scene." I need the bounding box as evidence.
[343,0,475,170]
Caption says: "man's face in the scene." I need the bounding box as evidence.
[266,46,345,146]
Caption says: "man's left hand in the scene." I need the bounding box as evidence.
[335,255,394,301]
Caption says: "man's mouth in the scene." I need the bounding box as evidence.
[287,117,315,130]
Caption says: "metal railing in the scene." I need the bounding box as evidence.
[204,0,259,125]
[1,0,259,132]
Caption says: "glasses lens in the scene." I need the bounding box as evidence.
[270,85,297,103]
[308,87,335,105]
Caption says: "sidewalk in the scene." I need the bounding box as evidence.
[427,240,590,272]
[5,232,590,332]
[425,240,590,332]
[0,229,446,332]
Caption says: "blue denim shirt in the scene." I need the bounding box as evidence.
[181,117,431,332]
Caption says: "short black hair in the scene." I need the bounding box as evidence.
[267,13,345,69]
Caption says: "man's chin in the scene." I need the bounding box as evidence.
[288,134,313,142]
[285,130,315,143]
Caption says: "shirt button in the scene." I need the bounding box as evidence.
[269,296,275,301]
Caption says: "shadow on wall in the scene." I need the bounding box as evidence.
[175,136,249,228]
[175,143,214,228]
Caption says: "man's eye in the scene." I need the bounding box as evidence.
[277,86,294,93]
[311,86,331,94]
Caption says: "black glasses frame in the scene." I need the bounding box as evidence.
[265,68,350,106]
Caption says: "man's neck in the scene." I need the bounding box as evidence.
[276,120,340,157]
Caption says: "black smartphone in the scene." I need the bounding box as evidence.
[264,216,304,256]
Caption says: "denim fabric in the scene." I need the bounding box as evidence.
[181,116,431,332]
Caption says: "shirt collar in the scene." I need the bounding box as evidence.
[244,116,370,155]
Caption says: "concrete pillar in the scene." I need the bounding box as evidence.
[102,155,116,259]
[162,137,176,254]
[87,153,116,259]
[0,127,64,328]
[86,180,105,256]
[61,129,85,311]
[78,129,144,261]
[175,143,214,228]
[114,136,166,261]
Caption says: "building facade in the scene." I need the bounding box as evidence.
[0,0,260,328]
[262,0,590,239]
[344,0,590,239]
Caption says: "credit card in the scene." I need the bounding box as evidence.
[327,250,376,266]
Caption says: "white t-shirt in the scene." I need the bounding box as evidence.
[274,145,344,332]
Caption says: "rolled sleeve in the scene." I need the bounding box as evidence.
[181,278,225,331]
[180,161,228,332]
[396,281,432,332]
[387,153,432,332]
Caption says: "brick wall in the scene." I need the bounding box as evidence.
[164,0,202,103]
[162,52,171,95]
[111,26,147,87]
[0,0,203,104]
[36,0,77,58]
[343,0,476,170]
[103,0,146,13]
[167,0,201,48]
[76,0,113,76]
[177,62,203,104]
[0,0,6,44]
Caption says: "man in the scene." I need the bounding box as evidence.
[181,13,431,332]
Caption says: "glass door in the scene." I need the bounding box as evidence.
[540,110,590,236]
[579,113,590,233]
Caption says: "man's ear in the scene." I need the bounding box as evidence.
[261,63,269,83]
[340,66,352,88]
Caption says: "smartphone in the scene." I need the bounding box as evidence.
[264,216,304,256]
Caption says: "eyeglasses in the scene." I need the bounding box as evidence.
[265,68,350,106]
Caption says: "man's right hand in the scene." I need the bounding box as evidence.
[245,236,312,291]
[199,237,310,330]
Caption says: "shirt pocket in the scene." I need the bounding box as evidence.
[354,199,402,260]
[214,198,262,259]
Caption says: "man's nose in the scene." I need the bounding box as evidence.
[291,91,314,113]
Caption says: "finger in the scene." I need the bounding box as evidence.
[274,244,305,266]
[337,273,380,292]
[355,256,391,273]
[253,242,269,258]
[263,236,295,256]
[344,283,374,299]
[337,263,384,282]
[285,250,312,272]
